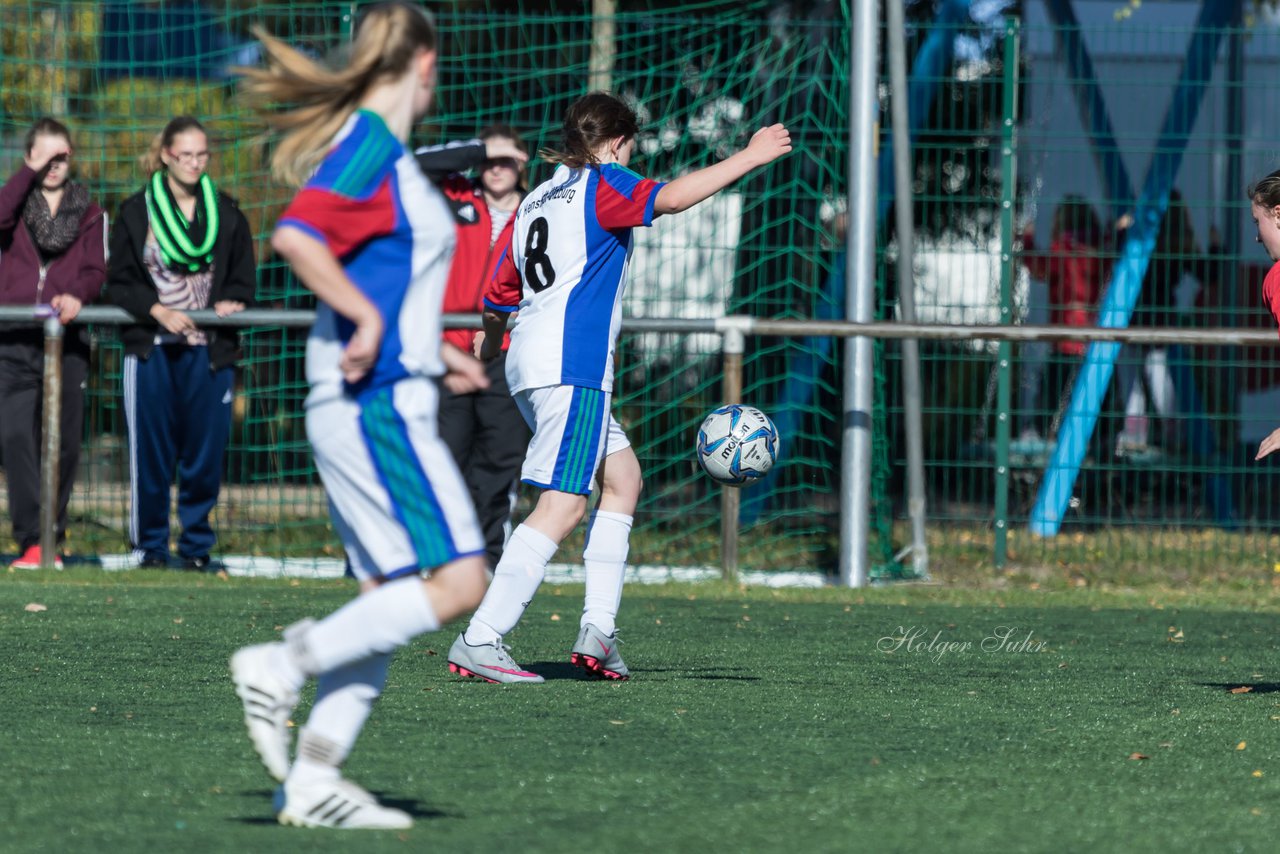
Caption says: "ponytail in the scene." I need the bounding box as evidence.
[540,92,639,169]
[238,0,437,187]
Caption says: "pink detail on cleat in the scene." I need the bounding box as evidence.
[571,652,629,681]
[449,661,539,683]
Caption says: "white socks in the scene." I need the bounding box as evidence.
[290,576,441,675]
[465,524,559,645]
[290,652,391,786]
[581,511,632,636]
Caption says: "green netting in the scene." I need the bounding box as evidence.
[0,0,884,576]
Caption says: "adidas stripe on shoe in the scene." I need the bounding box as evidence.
[277,776,412,830]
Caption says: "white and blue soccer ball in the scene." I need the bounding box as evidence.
[695,404,779,487]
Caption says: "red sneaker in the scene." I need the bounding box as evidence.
[11,545,63,570]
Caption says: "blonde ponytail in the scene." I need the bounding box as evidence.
[237,1,437,187]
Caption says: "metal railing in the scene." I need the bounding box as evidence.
[5,304,1276,580]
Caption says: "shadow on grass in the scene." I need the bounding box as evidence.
[1198,682,1280,694]
[525,662,587,680]
[641,666,761,681]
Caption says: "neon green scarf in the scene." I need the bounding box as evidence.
[145,170,220,272]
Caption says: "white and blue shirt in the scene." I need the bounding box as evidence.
[485,162,663,393]
[280,110,455,405]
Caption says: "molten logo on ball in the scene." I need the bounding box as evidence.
[696,404,779,486]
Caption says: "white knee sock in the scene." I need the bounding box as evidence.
[289,652,391,786]
[581,511,632,636]
[465,524,559,645]
[290,576,440,675]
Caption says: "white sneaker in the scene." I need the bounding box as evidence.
[230,643,300,782]
[278,776,413,830]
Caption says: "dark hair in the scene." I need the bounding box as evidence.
[540,92,639,168]
[480,123,527,155]
[1050,194,1102,245]
[25,117,73,153]
[1249,169,1280,210]
[142,116,208,172]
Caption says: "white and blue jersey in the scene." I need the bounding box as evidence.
[281,110,454,407]
[278,110,482,578]
[485,162,664,394]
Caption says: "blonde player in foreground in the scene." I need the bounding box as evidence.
[446,92,791,683]
[229,0,491,829]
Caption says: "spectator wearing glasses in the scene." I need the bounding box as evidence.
[105,116,257,570]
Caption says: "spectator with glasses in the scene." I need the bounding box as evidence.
[105,116,257,570]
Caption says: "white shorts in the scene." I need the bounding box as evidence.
[306,378,484,582]
[515,385,630,495]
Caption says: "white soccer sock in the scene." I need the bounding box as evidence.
[465,524,559,645]
[289,652,392,786]
[291,576,440,675]
[581,511,632,636]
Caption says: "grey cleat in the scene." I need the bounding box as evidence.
[570,623,629,680]
[447,633,545,683]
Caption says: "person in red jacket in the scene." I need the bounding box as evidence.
[1249,170,1280,460]
[0,118,107,569]
[415,125,531,572]
[1021,196,1109,440]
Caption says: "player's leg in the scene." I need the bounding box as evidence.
[124,350,178,565]
[573,422,641,680]
[233,381,487,826]
[452,385,603,680]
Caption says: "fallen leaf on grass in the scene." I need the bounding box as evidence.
[1253,770,1264,778]
[1128,753,1150,761]
[24,603,47,612]
[1238,741,1248,751]
[1231,686,1254,694]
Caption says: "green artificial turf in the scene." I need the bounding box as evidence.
[3,571,1279,853]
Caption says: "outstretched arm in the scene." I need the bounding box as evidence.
[653,124,791,217]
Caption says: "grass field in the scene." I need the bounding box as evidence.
[4,569,1280,853]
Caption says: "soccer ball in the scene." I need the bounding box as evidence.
[695,404,779,487]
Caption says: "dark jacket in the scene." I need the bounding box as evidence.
[0,165,107,310]
[105,186,257,371]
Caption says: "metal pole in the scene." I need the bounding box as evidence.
[994,17,1020,568]
[886,0,928,579]
[720,327,744,583]
[40,315,64,569]
[1222,1,1243,467]
[589,0,617,92]
[842,0,879,588]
